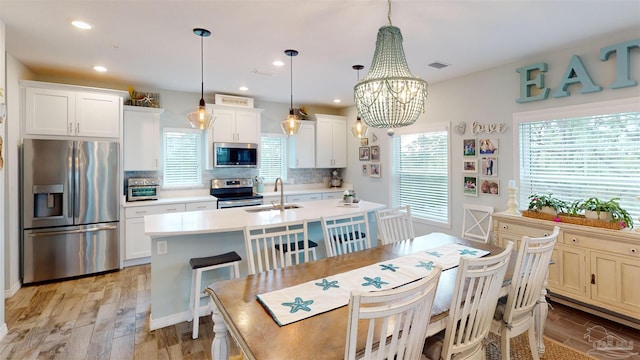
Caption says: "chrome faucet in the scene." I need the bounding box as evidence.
[273,177,285,211]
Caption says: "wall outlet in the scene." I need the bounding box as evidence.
[157,240,168,255]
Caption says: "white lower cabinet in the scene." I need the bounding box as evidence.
[322,191,343,200]
[124,203,186,262]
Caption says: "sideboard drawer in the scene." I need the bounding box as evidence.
[494,220,554,238]
[563,232,639,258]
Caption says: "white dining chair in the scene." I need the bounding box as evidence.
[375,205,415,245]
[490,226,559,360]
[423,242,514,360]
[461,203,495,243]
[321,212,371,257]
[243,220,309,275]
[345,266,443,360]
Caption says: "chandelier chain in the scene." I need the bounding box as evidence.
[387,0,392,26]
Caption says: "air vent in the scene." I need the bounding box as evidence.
[428,61,450,69]
[252,68,275,76]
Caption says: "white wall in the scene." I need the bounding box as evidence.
[0,18,6,340]
[344,27,640,238]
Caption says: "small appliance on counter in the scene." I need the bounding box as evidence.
[127,177,160,201]
[330,169,342,187]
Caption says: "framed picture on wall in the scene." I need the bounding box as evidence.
[463,159,477,173]
[481,156,498,176]
[369,163,381,177]
[463,139,476,157]
[359,147,370,161]
[479,138,498,154]
[360,138,369,146]
[370,145,380,161]
[463,176,478,197]
[362,164,369,175]
[480,179,500,196]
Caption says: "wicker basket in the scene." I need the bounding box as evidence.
[522,211,623,230]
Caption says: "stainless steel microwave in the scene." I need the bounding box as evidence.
[214,142,258,167]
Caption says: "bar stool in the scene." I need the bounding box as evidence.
[189,251,242,339]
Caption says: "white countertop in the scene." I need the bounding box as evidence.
[144,199,385,238]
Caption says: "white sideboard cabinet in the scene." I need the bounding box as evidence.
[22,80,123,138]
[123,106,164,171]
[492,212,640,328]
[315,114,347,168]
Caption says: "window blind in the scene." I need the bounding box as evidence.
[392,130,449,224]
[162,129,202,187]
[259,135,287,182]
[518,111,640,226]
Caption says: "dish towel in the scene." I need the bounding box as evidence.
[256,243,489,326]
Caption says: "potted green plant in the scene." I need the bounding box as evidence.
[527,193,567,215]
[579,197,633,229]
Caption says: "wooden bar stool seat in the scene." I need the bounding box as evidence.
[189,251,241,339]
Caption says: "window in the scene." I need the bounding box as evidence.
[162,128,203,188]
[392,126,449,225]
[516,98,640,226]
[259,134,287,182]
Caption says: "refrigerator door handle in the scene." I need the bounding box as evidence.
[29,224,118,237]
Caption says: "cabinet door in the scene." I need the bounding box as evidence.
[590,251,640,316]
[125,217,151,259]
[76,92,121,138]
[211,108,236,142]
[235,110,259,143]
[289,123,315,168]
[549,244,587,299]
[124,108,160,171]
[25,87,75,136]
[331,117,347,167]
[315,117,333,168]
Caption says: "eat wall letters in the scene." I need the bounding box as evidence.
[516,39,640,103]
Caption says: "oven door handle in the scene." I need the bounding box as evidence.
[218,198,263,208]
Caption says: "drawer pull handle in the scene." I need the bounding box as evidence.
[632,248,638,254]
[135,211,148,215]
[572,238,578,243]
[544,233,549,237]
[502,225,508,230]
[591,274,596,285]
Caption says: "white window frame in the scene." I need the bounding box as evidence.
[162,127,204,189]
[259,133,288,183]
[514,97,640,227]
[391,122,451,227]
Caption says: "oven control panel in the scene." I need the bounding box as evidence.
[211,178,254,189]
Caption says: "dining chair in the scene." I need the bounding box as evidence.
[461,203,495,243]
[243,219,309,275]
[375,205,415,245]
[345,266,443,360]
[321,212,371,257]
[490,226,559,360]
[423,242,514,360]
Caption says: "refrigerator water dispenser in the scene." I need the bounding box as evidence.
[33,184,63,218]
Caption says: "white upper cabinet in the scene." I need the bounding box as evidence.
[288,122,315,168]
[209,105,261,143]
[22,80,124,139]
[315,114,347,168]
[123,106,164,171]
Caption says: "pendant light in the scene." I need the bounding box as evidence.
[188,28,214,130]
[353,0,428,136]
[280,49,302,136]
[350,65,369,138]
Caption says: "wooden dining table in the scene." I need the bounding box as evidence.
[205,232,549,360]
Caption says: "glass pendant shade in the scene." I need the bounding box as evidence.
[188,28,214,130]
[281,109,302,135]
[354,25,428,131]
[350,116,369,138]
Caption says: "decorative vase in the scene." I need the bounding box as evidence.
[585,210,612,222]
[540,206,557,216]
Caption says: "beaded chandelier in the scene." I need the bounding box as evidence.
[354,1,428,134]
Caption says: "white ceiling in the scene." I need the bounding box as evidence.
[2,0,639,107]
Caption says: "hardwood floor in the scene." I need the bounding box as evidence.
[0,264,638,359]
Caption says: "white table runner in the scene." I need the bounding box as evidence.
[256,243,489,326]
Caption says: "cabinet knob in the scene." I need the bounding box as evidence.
[571,238,578,243]
[631,248,637,254]
[502,225,508,230]
[544,233,549,237]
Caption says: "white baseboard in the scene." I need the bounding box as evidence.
[4,280,21,299]
[0,323,7,341]
[149,306,212,331]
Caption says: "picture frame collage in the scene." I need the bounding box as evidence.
[359,137,381,178]
[463,138,499,197]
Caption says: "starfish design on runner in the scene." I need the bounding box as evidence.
[459,248,478,255]
[281,297,314,313]
[315,278,339,291]
[416,260,435,270]
[362,276,389,289]
[425,251,443,257]
[379,263,398,272]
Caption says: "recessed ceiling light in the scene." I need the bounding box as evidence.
[333,99,341,103]
[239,86,249,91]
[71,20,93,30]
[93,65,107,72]
[273,60,284,67]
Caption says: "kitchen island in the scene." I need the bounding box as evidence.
[144,199,386,330]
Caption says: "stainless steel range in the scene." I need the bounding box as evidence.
[210,178,263,209]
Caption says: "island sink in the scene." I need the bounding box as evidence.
[244,204,302,213]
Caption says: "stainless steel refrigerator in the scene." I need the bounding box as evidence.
[21,139,120,284]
